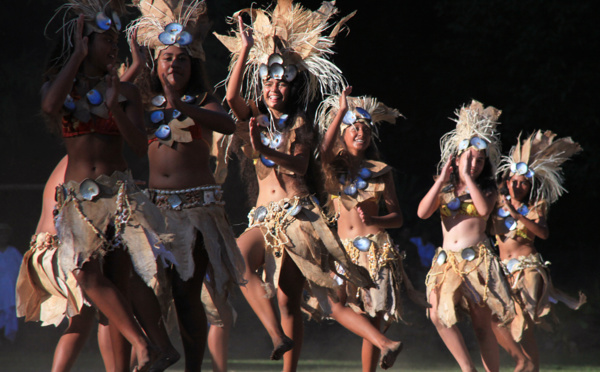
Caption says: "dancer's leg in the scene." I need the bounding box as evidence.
[207,299,233,372]
[237,228,291,358]
[74,256,152,371]
[361,314,383,372]
[97,314,115,372]
[130,272,180,370]
[51,305,95,372]
[429,289,477,372]
[328,296,402,369]
[171,235,209,372]
[492,321,534,372]
[277,254,306,372]
[469,302,500,372]
[519,320,539,372]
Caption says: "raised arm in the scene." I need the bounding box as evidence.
[248,117,309,176]
[460,151,496,216]
[41,15,88,118]
[106,69,148,157]
[417,157,453,219]
[503,197,550,240]
[320,86,352,162]
[119,28,145,83]
[225,15,253,121]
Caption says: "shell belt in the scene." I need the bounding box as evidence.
[148,185,224,210]
[341,233,404,280]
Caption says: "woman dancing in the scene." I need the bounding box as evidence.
[491,130,586,371]
[318,87,426,371]
[417,100,515,372]
[41,1,171,370]
[128,0,245,370]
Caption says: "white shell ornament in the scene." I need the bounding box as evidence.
[355,107,371,121]
[268,53,284,66]
[176,31,193,46]
[342,110,357,125]
[259,64,269,80]
[151,110,165,124]
[358,168,372,179]
[510,162,517,173]
[86,89,103,105]
[447,197,461,211]
[506,258,520,273]
[151,95,166,107]
[112,12,122,31]
[436,250,447,265]
[154,124,171,140]
[80,179,100,201]
[95,12,112,31]
[517,204,529,216]
[525,169,535,178]
[269,64,284,80]
[181,95,196,104]
[271,133,283,148]
[470,136,488,150]
[167,194,182,209]
[64,95,76,111]
[461,247,476,261]
[254,206,268,222]
[515,162,528,175]
[288,205,303,216]
[256,115,270,127]
[283,64,298,82]
[165,23,183,34]
[353,237,371,252]
[171,110,181,119]
[504,216,517,230]
[158,32,177,45]
[355,178,368,190]
[277,114,288,129]
[458,139,470,151]
[497,208,510,218]
[344,184,357,196]
[260,132,270,146]
[260,155,275,167]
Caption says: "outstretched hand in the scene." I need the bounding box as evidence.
[238,15,254,51]
[339,86,352,114]
[459,150,472,180]
[73,14,89,61]
[129,28,146,67]
[439,155,454,183]
[249,117,264,152]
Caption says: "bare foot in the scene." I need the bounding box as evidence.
[514,358,535,372]
[148,349,181,372]
[379,341,403,370]
[133,342,158,372]
[270,335,294,360]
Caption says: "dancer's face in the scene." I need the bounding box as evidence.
[88,31,119,71]
[262,79,290,112]
[343,122,371,156]
[157,46,192,93]
[507,174,531,202]
[457,148,486,180]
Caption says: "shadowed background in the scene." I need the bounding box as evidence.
[1,0,599,369]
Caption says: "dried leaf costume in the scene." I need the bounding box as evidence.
[315,94,409,323]
[216,0,371,316]
[425,100,515,328]
[129,0,245,325]
[493,130,585,341]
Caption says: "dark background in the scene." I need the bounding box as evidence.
[1,0,599,367]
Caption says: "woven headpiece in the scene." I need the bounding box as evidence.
[315,94,401,140]
[47,0,126,67]
[128,0,211,60]
[214,0,355,108]
[497,130,581,205]
[438,100,502,173]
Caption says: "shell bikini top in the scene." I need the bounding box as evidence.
[439,184,483,219]
[331,157,392,211]
[492,199,546,242]
[61,80,127,138]
[146,93,208,147]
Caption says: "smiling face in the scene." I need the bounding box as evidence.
[156,46,192,94]
[262,79,290,113]
[343,121,372,156]
[87,31,119,73]
[507,174,532,202]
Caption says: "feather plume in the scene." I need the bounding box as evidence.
[214,0,354,108]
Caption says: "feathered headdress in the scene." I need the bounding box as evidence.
[315,94,402,140]
[214,0,355,108]
[497,130,581,205]
[47,0,126,68]
[127,0,210,61]
[438,100,502,173]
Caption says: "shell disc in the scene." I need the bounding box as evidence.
[167,194,182,209]
[154,124,171,140]
[447,197,461,211]
[95,12,112,31]
[151,95,166,107]
[151,110,165,124]
[436,250,447,265]
[158,32,177,45]
[268,53,284,66]
[254,206,268,222]
[461,247,476,261]
[80,179,100,201]
[260,155,275,167]
[506,258,520,274]
[353,237,371,252]
[86,89,103,105]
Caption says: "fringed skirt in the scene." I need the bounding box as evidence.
[426,239,515,327]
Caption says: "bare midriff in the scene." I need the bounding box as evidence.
[63,134,127,183]
[441,214,488,251]
[255,171,308,206]
[336,199,381,239]
[496,235,536,261]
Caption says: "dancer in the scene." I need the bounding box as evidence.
[491,130,586,371]
[41,1,171,370]
[317,87,426,371]
[217,3,401,371]
[128,1,245,371]
[417,100,515,372]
